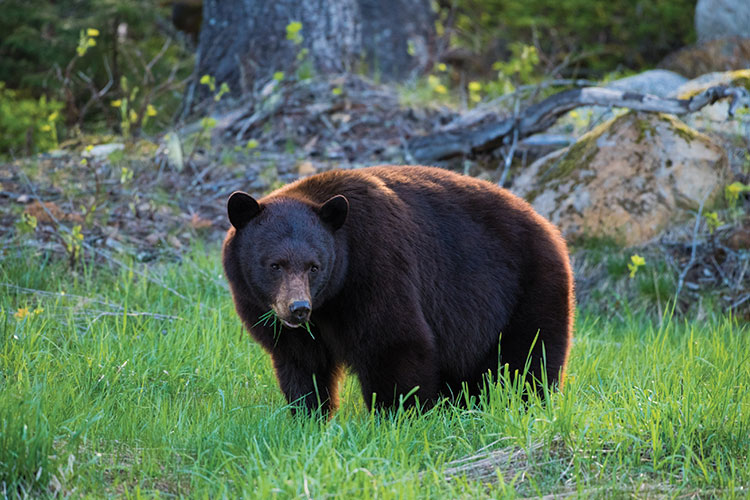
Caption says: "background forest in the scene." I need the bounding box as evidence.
[0,0,698,153]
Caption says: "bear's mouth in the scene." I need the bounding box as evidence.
[280,318,302,329]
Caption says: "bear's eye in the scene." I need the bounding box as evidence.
[309,265,319,273]
[270,263,281,271]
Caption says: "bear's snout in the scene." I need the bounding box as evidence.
[273,272,312,327]
[289,300,311,323]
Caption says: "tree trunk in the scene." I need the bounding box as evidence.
[358,0,436,80]
[194,0,435,96]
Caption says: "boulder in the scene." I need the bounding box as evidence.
[512,112,730,246]
[695,0,750,43]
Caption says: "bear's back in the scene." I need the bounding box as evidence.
[271,166,560,283]
[277,166,561,355]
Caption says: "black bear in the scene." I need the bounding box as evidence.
[222,166,574,414]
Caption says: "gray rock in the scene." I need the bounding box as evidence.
[696,0,750,42]
[606,70,688,98]
[88,143,125,158]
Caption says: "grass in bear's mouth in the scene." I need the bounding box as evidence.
[254,309,315,340]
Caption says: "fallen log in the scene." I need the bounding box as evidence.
[407,85,749,163]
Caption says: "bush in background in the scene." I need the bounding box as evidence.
[0,83,63,159]
[0,0,192,141]
[446,0,697,77]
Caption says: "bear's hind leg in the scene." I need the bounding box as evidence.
[441,343,499,405]
[499,272,573,394]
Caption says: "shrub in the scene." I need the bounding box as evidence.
[448,0,696,77]
[0,0,192,136]
[0,83,63,159]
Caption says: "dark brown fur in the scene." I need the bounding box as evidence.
[222,166,574,414]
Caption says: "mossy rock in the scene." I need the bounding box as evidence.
[512,111,730,246]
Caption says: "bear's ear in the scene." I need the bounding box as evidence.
[227,191,261,229]
[319,195,348,230]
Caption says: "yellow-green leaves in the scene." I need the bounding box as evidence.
[725,181,750,208]
[286,21,303,45]
[627,254,646,278]
[200,75,230,102]
[200,74,215,91]
[427,75,447,94]
[214,82,230,102]
[200,117,217,130]
[15,213,38,235]
[77,27,99,57]
[704,211,722,234]
[468,81,482,104]
[62,225,84,262]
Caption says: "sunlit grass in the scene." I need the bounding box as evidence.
[1,245,748,498]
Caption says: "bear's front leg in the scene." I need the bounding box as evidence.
[271,351,342,416]
[357,339,439,411]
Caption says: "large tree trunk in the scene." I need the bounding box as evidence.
[194,0,435,96]
[358,0,436,80]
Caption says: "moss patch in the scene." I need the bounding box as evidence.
[536,117,616,185]
[657,113,699,144]
[635,117,657,144]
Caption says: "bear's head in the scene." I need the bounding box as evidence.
[226,191,348,328]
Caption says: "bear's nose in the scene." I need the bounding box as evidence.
[289,300,311,322]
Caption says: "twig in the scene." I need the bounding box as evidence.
[0,283,121,310]
[87,310,182,323]
[443,78,600,133]
[498,98,521,187]
[178,46,201,122]
[76,59,114,127]
[730,294,750,310]
[710,254,732,288]
[674,193,709,305]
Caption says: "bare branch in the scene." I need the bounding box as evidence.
[76,59,114,127]
[498,98,521,187]
[674,193,709,306]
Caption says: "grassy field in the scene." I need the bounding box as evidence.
[1,244,748,498]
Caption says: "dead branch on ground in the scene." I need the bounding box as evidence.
[408,85,750,162]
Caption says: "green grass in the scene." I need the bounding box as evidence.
[1,245,748,498]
